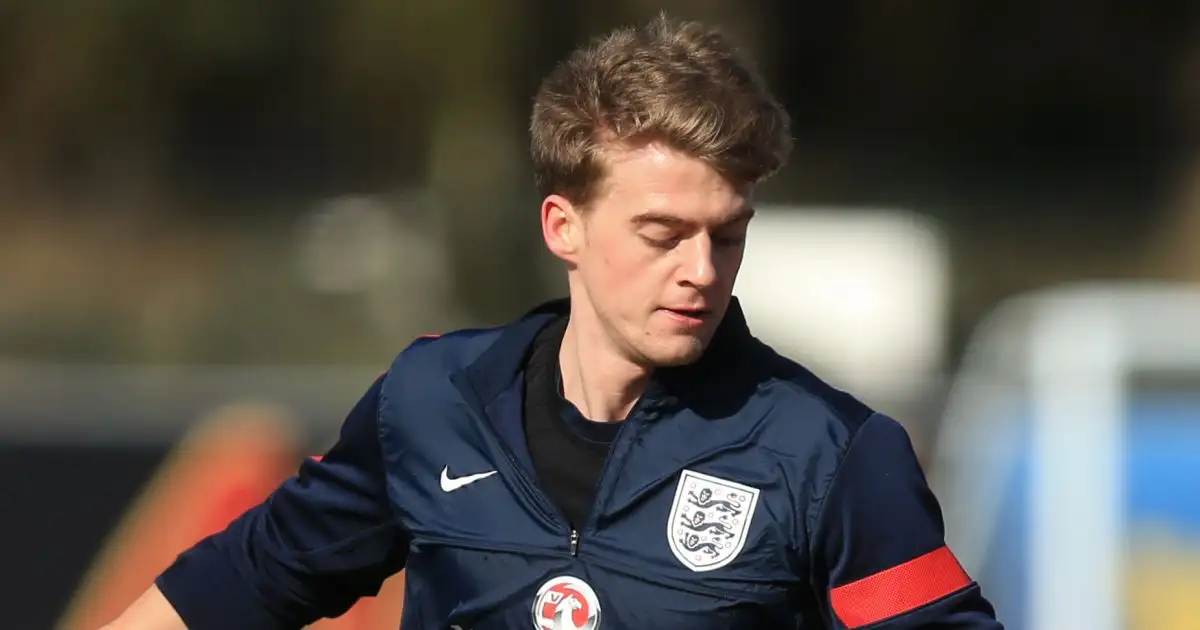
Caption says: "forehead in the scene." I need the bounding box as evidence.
[592,143,751,223]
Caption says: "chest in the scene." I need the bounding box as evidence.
[383,402,813,629]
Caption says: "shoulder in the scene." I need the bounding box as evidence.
[740,340,920,486]
[744,338,880,456]
[384,325,506,377]
[371,324,513,440]
[742,341,927,538]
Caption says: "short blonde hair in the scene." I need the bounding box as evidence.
[530,15,793,205]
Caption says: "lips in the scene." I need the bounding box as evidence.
[660,306,710,326]
[664,307,708,318]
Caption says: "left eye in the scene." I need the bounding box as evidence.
[641,235,680,249]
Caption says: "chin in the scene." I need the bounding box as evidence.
[643,337,708,367]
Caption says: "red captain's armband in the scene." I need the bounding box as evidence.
[830,545,973,628]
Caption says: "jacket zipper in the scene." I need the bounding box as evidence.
[576,406,651,542]
[461,393,653,558]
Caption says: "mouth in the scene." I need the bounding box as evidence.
[659,306,710,327]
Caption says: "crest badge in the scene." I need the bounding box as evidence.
[667,469,761,572]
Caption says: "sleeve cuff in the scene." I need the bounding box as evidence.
[155,538,288,630]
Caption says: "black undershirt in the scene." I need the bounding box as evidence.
[522,316,622,529]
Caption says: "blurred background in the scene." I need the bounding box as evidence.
[1,1,1198,628]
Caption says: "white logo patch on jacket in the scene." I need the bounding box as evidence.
[667,469,760,572]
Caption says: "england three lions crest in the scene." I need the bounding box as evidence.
[667,469,760,572]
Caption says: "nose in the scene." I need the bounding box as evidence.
[679,235,718,288]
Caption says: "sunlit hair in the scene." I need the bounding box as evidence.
[531,14,793,206]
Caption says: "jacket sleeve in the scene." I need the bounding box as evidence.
[811,413,1003,629]
[155,373,409,629]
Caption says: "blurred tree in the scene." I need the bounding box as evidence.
[1144,23,1200,281]
[324,0,543,323]
[0,0,170,209]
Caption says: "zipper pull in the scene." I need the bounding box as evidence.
[569,529,580,556]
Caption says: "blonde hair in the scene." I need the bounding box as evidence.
[531,14,793,205]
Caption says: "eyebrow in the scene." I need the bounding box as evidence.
[631,206,756,228]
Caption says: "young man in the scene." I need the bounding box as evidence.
[103,15,1002,630]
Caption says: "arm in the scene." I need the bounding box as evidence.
[811,413,1003,629]
[104,373,408,630]
[101,586,182,630]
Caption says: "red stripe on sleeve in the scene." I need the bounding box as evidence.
[829,545,972,628]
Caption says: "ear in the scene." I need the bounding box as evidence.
[541,194,583,263]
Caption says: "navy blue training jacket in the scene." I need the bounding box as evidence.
[157,299,1002,629]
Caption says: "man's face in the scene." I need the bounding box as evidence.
[543,143,752,368]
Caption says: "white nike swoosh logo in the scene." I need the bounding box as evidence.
[440,466,498,492]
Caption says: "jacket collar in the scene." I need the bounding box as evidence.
[451,297,754,412]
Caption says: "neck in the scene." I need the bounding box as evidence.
[558,300,651,422]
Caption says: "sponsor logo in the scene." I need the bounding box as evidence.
[532,575,601,630]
